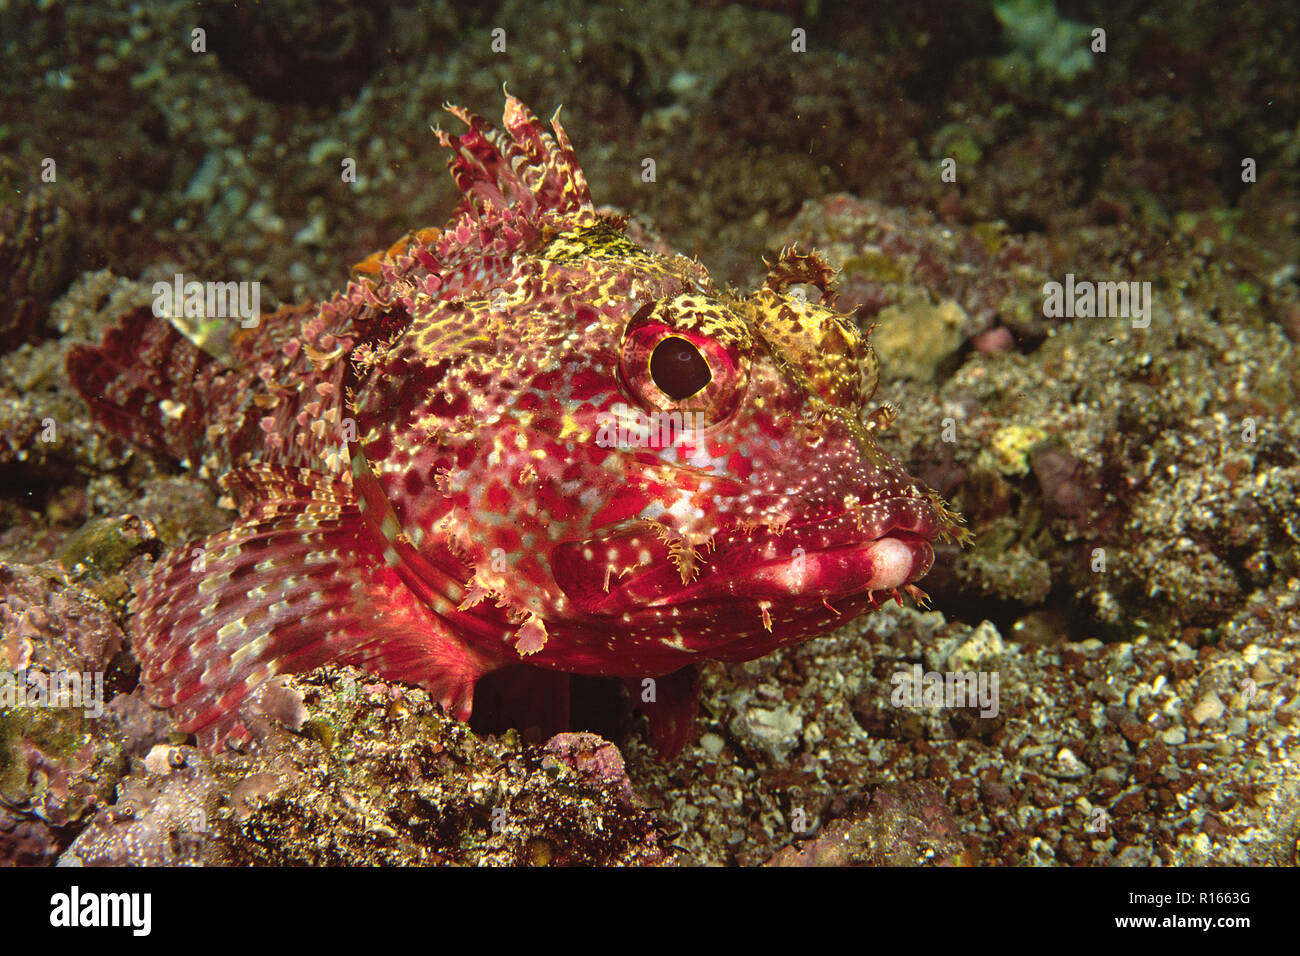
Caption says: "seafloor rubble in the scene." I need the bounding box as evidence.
[2,0,1298,865]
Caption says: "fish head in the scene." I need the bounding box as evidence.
[519,246,964,670]
[346,101,964,675]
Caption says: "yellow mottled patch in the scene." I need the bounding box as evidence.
[745,287,876,409]
[981,424,1048,477]
[557,411,588,441]
[543,221,650,263]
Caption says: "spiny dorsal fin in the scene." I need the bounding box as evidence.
[346,93,599,311]
[436,89,596,227]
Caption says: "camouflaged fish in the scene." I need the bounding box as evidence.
[67,94,964,756]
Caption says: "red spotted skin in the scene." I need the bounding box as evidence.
[67,94,964,754]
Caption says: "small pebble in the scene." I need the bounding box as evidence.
[1096,766,1121,785]
[1056,747,1084,773]
[144,744,179,774]
[1161,727,1186,745]
[1191,692,1225,724]
[698,733,725,759]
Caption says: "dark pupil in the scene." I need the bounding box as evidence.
[650,336,711,400]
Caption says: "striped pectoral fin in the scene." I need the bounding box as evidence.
[132,466,494,752]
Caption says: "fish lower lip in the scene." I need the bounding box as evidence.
[630,533,935,608]
[728,534,935,601]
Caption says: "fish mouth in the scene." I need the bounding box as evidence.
[666,491,944,606]
[713,531,935,603]
[553,495,943,617]
[644,530,935,609]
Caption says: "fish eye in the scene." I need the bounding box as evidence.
[618,297,748,424]
[650,336,711,400]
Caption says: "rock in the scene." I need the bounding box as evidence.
[1192,693,1226,725]
[766,783,970,866]
[870,300,969,382]
[732,705,804,762]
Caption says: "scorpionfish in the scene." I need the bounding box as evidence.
[68,94,964,756]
